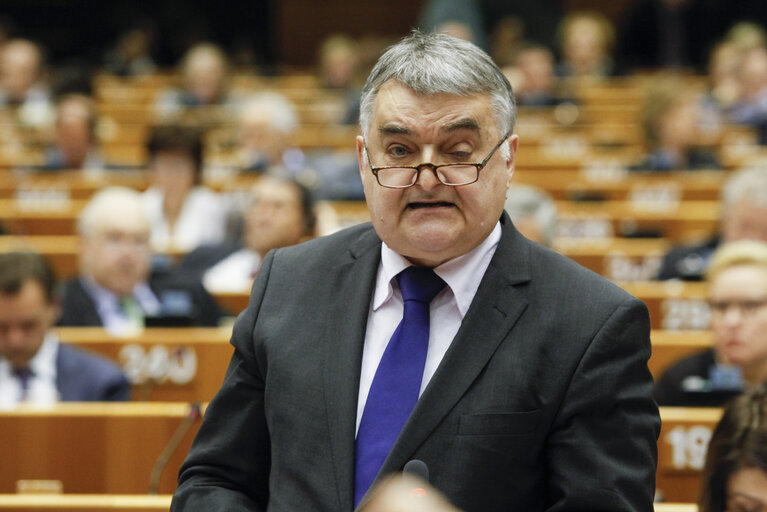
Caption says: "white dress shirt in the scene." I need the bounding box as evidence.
[202,249,261,293]
[0,332,60,407]
[356,222,502,432]
[142,186,228,252]
[81,279,161,336]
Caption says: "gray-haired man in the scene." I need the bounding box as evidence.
[172,31,659,512]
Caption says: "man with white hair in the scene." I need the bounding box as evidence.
[238,91,306,176]
[658,167,767,280]
[173,31,658,512]
[58,187,221,333]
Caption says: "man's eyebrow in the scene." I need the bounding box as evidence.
[441,118,481,133]
[378,125,411,136]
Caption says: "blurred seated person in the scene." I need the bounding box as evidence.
[655,240,767,407]
[0,38,53,127]
[727,45,767,144]
[699,384,767,512]
[505,43,571,107]
[142,124,228,252]
[555,11,618,79]
[0,251,130,405]
[102,24,157,77]
[181,176,316,294]
[318,34,362,125]
[504,184,557,247]
[631,76,721,171]
[360,474,462,512]
[58,187,222,334]
[703,23,767,115]
[43,93,106,174]
[237,91,307,176]
[658,167,767,280]
[156,42,238,120]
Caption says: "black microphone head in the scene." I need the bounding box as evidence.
[403,459,429,484]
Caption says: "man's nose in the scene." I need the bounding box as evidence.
[413,165,442,190]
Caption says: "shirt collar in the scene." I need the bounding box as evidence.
[81,278,161,315]
[27,331,59,382]
[374,221,502,316]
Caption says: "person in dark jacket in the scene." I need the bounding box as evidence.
[0,251,129,405]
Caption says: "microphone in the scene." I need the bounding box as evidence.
[403,459,429,498]
[148,403,202,494]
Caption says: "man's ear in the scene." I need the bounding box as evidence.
[356,135,366,181]
[505,134,519,188]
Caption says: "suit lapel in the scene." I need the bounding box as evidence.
[381,216,533,475]
[323,226,381,511]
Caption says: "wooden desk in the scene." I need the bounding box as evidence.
[0,199,85,236]
[657,407,721,503]
[654,504,698,512]
[0,495,697,511]
[0,402,203,495]
[57,327,232,402]
[0,494,171,511]
[649,331,714,379]
[556,200,720,242]
[621,281,710,331]
[514,170,725,202]
[555,238,670,281]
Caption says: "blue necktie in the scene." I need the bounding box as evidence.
[13,367,34,402]
[354,266,446,506]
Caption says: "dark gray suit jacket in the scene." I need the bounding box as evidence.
[56,343,131,401]
[172,214,660,511]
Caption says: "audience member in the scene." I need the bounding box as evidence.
[489,16,525,68]
[699,384,767,512]
[142,124,228,252]
[237,91,307,177]
[181,176,316,294]
[727,46,767,144]
[508,43,569,107]
[43,93,106,174]
[504,184,557,247]
[702,40,744,116]
[0,38,53,127]
[0,251,130,405]
[657,167,767,280]
[318,34,362,125]
[555,11,617,79]
[103,24,158,77]
[655,241,767,406]
[58,187,222,334]
[631,75,721,171]
[155,42,238,119]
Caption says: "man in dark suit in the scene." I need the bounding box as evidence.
[172,31,659,512]
[58,187,221,333]
[657,167,767,281]
[0,251,129,404]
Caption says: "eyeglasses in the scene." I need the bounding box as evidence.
[363,135,510,189]
[708,298,767,317]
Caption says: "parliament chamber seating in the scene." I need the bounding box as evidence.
[0,402,203,495]
[56,327,232,402]
[0,494,172,511]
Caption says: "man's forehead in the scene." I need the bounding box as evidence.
[371,81,495,137]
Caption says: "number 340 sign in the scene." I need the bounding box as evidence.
[118,344,198,385]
